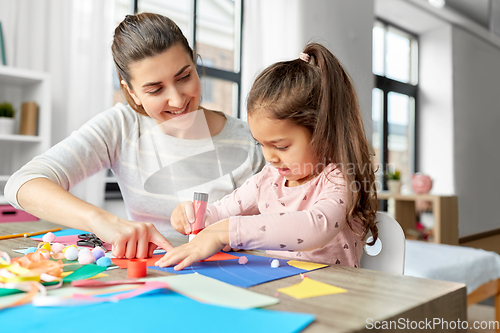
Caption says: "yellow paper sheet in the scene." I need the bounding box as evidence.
[277,277,347,299]
[287,260,328,271]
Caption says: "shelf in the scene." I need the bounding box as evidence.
[378,192,459,245]
[0,134,42,142]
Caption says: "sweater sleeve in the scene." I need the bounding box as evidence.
[228,184,348,252]
[206,169,265,224]
[4,105,127,210]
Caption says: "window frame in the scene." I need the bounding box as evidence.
[373,18,419,190]
[133,0,244,117]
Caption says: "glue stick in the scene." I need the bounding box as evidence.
[189,192,209,242]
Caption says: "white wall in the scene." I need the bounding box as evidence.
[241,0,374,137]
[452,26,500,236]
[419,25,455,195]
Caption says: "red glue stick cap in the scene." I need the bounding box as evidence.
[128,259,147,278]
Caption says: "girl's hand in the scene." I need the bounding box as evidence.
[90,217,174,259]
[170,201,212,235]
[155,219,229,270]
[170,201,195,235]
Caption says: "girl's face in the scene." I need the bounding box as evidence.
[122,44,201,126]
[248,115,319,187]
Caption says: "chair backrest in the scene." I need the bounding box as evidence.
[360,212,406,275]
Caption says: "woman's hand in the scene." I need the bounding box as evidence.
[155,219,229,270]
[89,216,174,259]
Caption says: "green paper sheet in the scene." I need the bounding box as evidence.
[62,264,107,283]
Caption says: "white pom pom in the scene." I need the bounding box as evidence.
[271,259,280,268]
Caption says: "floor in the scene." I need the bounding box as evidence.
[468,304,497,332]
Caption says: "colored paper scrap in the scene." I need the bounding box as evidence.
[149,252,325,288]
[287,260,329,271]
[0,287,314,333]
[62,264,108,283]
[277,277,347,299]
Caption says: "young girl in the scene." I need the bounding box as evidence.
[156,43,378,270]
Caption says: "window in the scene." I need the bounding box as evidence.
[372,20,418,192]
[112,0,243,117]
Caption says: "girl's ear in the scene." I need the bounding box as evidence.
[121,80,142,106]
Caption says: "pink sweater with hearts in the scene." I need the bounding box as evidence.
[207,164,365,267]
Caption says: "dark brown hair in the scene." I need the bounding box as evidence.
[247,43,378,244]
[111,12,195,116]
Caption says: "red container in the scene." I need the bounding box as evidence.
[0,205,39,223]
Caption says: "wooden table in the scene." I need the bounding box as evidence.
[0,220,467,332]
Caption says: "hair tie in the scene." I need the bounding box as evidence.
[299,53,310,63]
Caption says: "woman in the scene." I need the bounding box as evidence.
[4,13,264,259]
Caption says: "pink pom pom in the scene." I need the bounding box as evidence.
[78,252,95,265]
[51,243,65,254]
[42,232,57,243]
[238,256,248,265]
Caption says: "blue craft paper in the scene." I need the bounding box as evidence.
[149,252,310,288]
[31,228,87,239]
[0,289,315,333]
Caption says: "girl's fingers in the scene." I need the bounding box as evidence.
[174,255,197,271]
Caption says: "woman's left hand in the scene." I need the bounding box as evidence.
[155,219,230,270]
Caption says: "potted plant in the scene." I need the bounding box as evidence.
[0,102,16,135]
[386,169,402,194]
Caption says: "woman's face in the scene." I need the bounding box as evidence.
[123,44,201,126]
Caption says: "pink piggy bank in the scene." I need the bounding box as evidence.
[411,173,432,194]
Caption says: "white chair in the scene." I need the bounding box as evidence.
[360,212,406,275]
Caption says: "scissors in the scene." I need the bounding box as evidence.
[77,233,104,248]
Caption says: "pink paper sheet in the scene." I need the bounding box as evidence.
[31,235,113,251]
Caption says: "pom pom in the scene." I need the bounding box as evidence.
[238,256,248,265]
[78,252,95,265]
[271,259,280,268]
[78,248,91,259]
[42,232,57,243]
[37,242,51,252]
[91,248,105,261]
[51,243,65,254]
[25,247,38,254]
[62,245,77,253]
[64,247,79,261]
[96,257,112,267]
